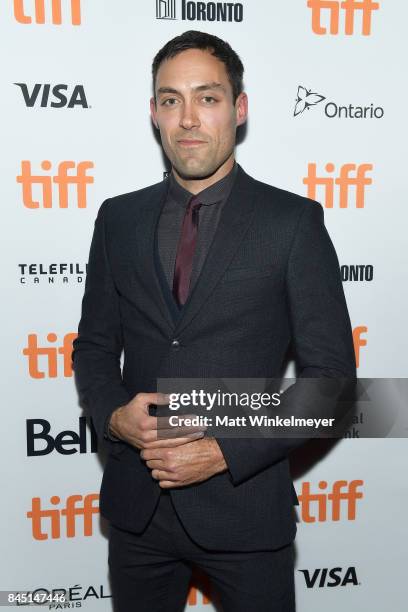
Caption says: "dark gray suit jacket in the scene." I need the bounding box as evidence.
[72,164,356,551]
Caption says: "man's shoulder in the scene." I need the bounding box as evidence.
[100,180,166,215]
[246,171,321,216]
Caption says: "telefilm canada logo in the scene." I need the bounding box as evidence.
[294,85,384,119]
[18,262,87,285]
[155,0,243,22]
[14,83,89,109]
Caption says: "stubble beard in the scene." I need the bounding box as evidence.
[170,147,234,181]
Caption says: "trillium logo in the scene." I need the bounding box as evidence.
[294,86,326,116]
[294,85,384,119]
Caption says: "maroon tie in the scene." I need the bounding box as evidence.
[172,195,202,307]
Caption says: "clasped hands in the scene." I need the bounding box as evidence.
[108,392,227,488]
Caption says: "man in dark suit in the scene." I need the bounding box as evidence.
[72,30,356,612]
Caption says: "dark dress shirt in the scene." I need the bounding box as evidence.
[157,161,238,298]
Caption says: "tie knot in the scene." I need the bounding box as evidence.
[187,196,202,211]
[187,196,202,223]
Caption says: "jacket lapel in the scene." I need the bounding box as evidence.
[132,180,176,332]
[173,165,256,336]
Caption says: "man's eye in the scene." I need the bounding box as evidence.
[162,98,178,106]
[202,96,217,104]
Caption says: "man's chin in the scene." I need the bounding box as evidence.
[173,160,220,181]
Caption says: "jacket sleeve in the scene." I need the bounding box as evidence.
[216,201,356,485]
[71,199,131,444]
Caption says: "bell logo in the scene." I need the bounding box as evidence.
[298,480,364,522]
[17,161,94,209]
[14,0,81,25]
[307,0,379,35]
[26,417,98,456]
[27,493,99,540]
[303,163,372,208]
[353,326,367,368]
[23,332,77,378]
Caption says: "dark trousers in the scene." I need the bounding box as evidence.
[108,491,296,612]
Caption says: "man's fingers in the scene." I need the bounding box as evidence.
[156,414,207,439]
[138,392,170,407]
[156,426,206,440]
[140,438,201,461]
[158,481,177,489]
[145,459,164,469]
[151,469,178,482]
[139,414,159,432]
[142,433,204,449]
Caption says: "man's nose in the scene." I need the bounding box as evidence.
[179,102,200,130]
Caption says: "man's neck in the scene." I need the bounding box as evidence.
[172,154,236,195]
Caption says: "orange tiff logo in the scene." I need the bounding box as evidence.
[23,332,77,378]
[303,163,372,208]
[17,161,94,209]
[353,325,367,368]
[186,568,213,606]
[14,0,81,25]
[27,494,99,540]
[298,479,364,522]
[187,582,211,607]
[307,0,379,35]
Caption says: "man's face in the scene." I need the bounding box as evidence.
[150,48,247,180]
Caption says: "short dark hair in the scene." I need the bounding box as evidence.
[152,30,244,104]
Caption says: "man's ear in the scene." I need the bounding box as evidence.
[235,92,248,127]
[150,96,159,129]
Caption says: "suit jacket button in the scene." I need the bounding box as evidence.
[171,339,180,350]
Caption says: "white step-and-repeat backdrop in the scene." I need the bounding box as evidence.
[1,1,407,610]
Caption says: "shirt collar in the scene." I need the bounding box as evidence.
[168,161,238,208]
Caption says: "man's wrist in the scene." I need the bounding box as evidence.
[208,437,228,474]
[107,405,126,441]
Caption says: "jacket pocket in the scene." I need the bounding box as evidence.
[222,265,274,282]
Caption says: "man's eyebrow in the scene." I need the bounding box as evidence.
[193,82,226,93]
[157,82,226,96]
[157,87,179,95]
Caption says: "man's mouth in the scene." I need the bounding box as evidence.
[177,139,207,147]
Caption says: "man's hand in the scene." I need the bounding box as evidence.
[140,437,228,488]
[109,392,206,450]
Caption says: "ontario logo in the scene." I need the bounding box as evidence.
[294,86,326,116]
[294,85,384,119]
